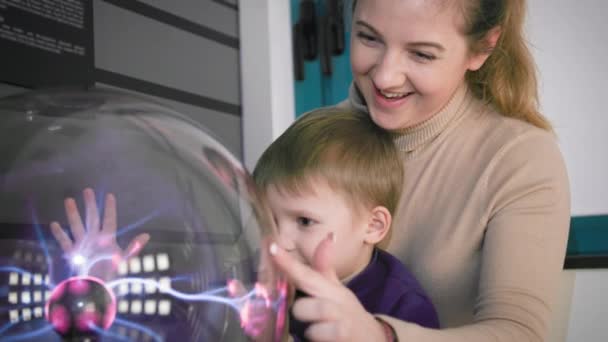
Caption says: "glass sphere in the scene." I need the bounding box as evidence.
[0,89,287,341]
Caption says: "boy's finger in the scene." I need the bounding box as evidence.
[312,233,340,283]
[269,242,338,298]
[304,320,341,342]
[101,193,117,235]
[83,188,100,233]
[50,222,73,252]
[227,279,248,297]
[292,296,340,322]
[65,197,85,242]
[124,233,150,258]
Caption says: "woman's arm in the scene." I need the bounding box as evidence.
[381,131,571,341]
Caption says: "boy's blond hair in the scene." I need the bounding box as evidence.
[253,108,403,216]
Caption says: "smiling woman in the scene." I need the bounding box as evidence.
[349,0,545,132]
[268,0,570,341]
[350,0,480,129]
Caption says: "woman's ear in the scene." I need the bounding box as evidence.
[364,206,391,245]
[467,26,502,71]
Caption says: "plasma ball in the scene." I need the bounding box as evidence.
[45,276,117,339]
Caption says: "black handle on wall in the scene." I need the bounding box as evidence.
[293,23,305,81]
[326,0,345,55]
[293,0,346,80]
[319,15,332,76]
[299,0,318,60]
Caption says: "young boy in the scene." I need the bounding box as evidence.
[252,108,439,340]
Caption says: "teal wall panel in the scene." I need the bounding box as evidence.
[291,0,352,117]
[568,215,608,256]
[321,30,352,107]
[292,0,323,116]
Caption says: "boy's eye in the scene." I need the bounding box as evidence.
[296,217,314,227]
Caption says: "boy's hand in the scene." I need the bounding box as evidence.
[50,188,150,280]
[269,234,387,342]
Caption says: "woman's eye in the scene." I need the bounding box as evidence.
[357,32,377,43]
[413,51,436,61]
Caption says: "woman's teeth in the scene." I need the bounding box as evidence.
[380,90,408,99]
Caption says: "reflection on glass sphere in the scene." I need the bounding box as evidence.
[0,89,287,342]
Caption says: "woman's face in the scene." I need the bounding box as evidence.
[350,0,487,130]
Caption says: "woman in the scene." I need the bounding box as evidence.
[269,0,570,341]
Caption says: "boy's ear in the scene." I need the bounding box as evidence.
[364,206,391,245]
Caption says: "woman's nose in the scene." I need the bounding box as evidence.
[372,50,407,90]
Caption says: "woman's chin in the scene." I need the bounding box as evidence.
[369,113,409,131]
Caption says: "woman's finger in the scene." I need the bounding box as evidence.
[124,233,150,258]
[101,193,117,236]
[83,188,100,233]
[269,242,339,298]
[50,222,73,252]
[65,197,85,242]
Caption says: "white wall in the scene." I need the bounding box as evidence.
[239,0,295,171]
[527,0,608,217]
[565,270,608,341]
[526,1,608,341]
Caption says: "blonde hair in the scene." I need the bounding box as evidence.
[461,0,551,131]
[351,0,552,131]
[253,108,403,215]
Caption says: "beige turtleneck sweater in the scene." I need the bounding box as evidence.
[342,84,570,341]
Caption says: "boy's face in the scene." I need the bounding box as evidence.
[266,180,374,281]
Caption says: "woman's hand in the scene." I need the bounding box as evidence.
[50,188,150,280]
[269,234,387,342]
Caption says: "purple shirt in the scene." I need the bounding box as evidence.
[290,248,439,340]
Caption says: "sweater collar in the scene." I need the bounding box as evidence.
[348,83,470,154]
